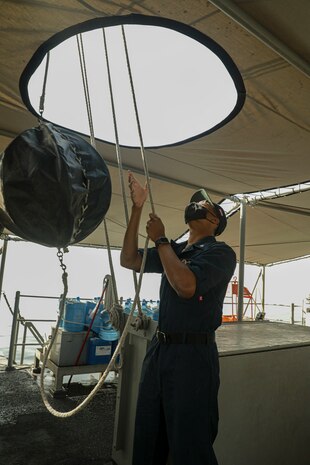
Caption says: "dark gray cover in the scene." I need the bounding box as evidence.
[0,123,111,247]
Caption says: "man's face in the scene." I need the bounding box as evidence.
[184,200,219,225]
[197,200,218,219]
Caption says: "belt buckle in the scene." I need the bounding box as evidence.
[156,330,167,343]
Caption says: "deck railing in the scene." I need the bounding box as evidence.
[3,290,308,371]
[4,291,56,370]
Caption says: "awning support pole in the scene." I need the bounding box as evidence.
[261,264,266,315]
[291,303,295,325]
[237,198,246,321]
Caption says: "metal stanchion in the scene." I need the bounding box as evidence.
[6,291,20,371]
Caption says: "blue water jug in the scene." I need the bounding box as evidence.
[101,309,112,329]
[85,300,103,334]
[63,299,86,332]
[152,300,160,321]
[98,327,120,363]
[123,298,132,315]
[99,327,120,342]
[87,337,112,365]
[153,309,159,321]
[142,299,153,317]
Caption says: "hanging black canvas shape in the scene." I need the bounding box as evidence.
[0,122,111,247]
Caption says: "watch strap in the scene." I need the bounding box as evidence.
[155,236,170,248]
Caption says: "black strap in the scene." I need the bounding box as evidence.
[156,330,215,345]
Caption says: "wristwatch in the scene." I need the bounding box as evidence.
[155,236,170,248]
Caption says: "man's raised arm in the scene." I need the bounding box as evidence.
[120,172,148,272]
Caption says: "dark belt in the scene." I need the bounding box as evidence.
[156,330,215,345]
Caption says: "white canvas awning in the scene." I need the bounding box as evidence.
[0,1,309,264]
[221,189,310,265]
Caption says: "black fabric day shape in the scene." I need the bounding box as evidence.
[0,123,111,248]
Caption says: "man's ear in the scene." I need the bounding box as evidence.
[208,216,219,226]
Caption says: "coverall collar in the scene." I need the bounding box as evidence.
[177,235,216,253]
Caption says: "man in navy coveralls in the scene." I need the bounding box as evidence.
[121,172,236,465]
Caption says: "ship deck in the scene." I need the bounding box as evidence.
[1,321,310,465]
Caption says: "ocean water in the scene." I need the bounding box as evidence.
[1,294,309,367]
[1,241,309,365]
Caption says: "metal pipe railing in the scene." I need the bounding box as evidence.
[5,291,56,369]
[4,291,94,369]
[6,291,20,370]
[4,288,305,370]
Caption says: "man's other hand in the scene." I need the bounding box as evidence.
[146,213,166,242]
[128,171,148,208]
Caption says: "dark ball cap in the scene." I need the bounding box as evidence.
[190,189,227,236]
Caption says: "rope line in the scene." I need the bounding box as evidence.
[121,25,155,214]
[37,29,131,417]
[40,271,145,417]
[39,26,156,417]
[102,29,129,223]
[77,31,120,310]
[102,27,144,318]
[103,218,119,304]
[78,28,128,369]
[76,34,96,147]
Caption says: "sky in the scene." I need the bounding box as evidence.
[28,24,238,147]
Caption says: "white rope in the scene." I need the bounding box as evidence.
[78,34,121,312]
[39,27,157,417]
[77,32,121,312]
[121,25,155,214]
[38,33,120,418]
[103,275,124,369]
[102,27,146,319]
[40,288,143,418]
[103,274,122,329]
[76,34,96,147]
[102,218,119,304]
[102,28,129,224]
[119,25,162,329]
